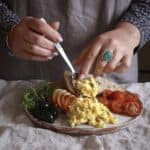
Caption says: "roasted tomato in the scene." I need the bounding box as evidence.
[110,99,125,114]
[97,90,113,107]
[98,97,111,107]
[125,91,139,101]
[98,90,142,117]
[124,100,142,116]
[108,91,125,100]
[101,89,113,98]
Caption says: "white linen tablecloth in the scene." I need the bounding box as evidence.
[0,80,150,150]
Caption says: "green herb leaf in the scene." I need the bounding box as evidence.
[22,81,54,110]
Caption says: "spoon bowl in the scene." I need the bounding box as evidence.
[64,70,80,96]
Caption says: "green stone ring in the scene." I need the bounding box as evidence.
[102,51,113,61]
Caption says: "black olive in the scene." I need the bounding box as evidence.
[30,108,41,118]
[50,109,58,118]
[39,111,55,123]
[38,101,51,110]
[46,114,55,123]
[30,100,59,123]
[31,108,56,123]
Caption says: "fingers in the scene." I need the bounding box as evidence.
[94,60,107,76]
[7,16,62,61]
[74,45,90,66]
[24,18,60,59]
[16,50,49,61]
[24,30,55,50]
[104,50,122,73]
[78,41,102,76]
[48,52,59,60]
[50,21,60,31]
[26,17,63,42]
[94,43,115,76]
[23,41,53,57]
[115,55,131,73]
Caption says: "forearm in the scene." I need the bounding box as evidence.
[119,0,150,50]
[0,1,20,48]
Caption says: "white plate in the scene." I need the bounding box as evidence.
[26,109,141,136]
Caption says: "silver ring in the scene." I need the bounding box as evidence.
[102,50,113,61]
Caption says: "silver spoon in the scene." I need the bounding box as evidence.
[40,18,79,94]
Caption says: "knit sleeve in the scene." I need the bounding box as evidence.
[0,1,20,48]
[120,0,150,50]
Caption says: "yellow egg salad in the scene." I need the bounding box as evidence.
[67,97,118,128]
[74,76,99,97]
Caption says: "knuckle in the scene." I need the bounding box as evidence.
[97,35,106,42]
[30,45,36,52]
[109,38,119,46]
[124,62,131,68]
[107,64,115,71]
[23,16,32,22]
[14,25,22,34]
[35,22,43,31]
[22,16,34,25]
[49,43,55,49]
[33,36,41,44]
[89,51,97,58]
[28,18,44,31]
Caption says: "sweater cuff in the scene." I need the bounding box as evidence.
[120,16,147,53]
[119,0,150,53]
[0,2,20,48]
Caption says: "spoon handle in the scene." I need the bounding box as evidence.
[55,43,76,74]
[40,18,76,74]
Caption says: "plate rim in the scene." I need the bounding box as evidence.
[25,108,142,136]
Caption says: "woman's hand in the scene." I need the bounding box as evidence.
[75,22,140,77]
[7,17,63,61]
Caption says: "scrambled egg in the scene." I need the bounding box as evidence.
[68,97,117,128]
[74,76,99,97]
[67,76,118,128]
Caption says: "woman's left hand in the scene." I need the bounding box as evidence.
[75,22,140,78]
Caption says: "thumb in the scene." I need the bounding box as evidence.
[50,21,60,31]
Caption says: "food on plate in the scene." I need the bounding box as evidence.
[97,90,142,117]
[22,73,142,129]
[22,82,59,123]
[56,75,118,128]
[52,89,76,112]
[67,97,118,128]
[73,76,99,97]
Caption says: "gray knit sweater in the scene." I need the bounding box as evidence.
[0,0,150,49]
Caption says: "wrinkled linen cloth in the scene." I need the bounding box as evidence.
[0,80,150,150]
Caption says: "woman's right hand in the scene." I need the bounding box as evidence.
[7,16,63,61]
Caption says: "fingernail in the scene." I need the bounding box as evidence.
[79,74,85,80]
[40,18,47,23]
[53,52,58,56]
[48,56,52,60]
[58,36,63,42]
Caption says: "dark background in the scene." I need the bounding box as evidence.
[139,42,150,82]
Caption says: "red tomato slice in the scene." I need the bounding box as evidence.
[109,91,125,100]
[124,101,142,117]
[63,95,75,112]
[110,99,125,114]
[125,91,139,102]
[101,90,113,98]
[98,97,110,107]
